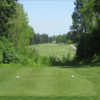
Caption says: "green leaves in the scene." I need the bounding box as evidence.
[0,1,35,64]
[0,0,16,36]
[70,0,100,61]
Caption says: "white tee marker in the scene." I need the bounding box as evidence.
[70,44,77,50]
[72,75,75,79]
[16,74,20,80]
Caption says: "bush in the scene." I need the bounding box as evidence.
[49,53,72,66]
[15,47,39,65]
[37,56,50,66]
[0,37,19,64]
[49,56,61,66]
[2,48,18,64]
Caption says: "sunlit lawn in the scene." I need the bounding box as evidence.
[0,65,99,100]
[0,43,100,100]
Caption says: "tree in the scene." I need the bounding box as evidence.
[40,34,48,43]
[0,0,16,37]
[71,0,100,60]
[66,0,100,60]
[0,1,35,64]
[56,34,67,43]
[7,3,34,48]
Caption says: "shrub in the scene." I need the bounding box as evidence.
[2,48,18,64]
[0,37,18,64]
[49,56,61,66]
[49,52,73,66]
[37,56,50,66]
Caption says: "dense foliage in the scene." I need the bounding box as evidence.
[30,33,72,44]
[0,0,16,37]
[31,33,49,44]
[0,0,36,64]
[1,0,100,66]
[69,0,100,61]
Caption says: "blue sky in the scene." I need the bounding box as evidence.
[19,0,75,36]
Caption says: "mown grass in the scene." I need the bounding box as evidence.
[0,96,97,100]
[0,43,100,100]
[0,65,99,100]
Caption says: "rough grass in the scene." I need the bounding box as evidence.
[31,43,76,58]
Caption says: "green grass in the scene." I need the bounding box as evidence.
[0,96,97,100]
[0,67,96,96]
[31,43,76,58]
[0,43,100,100]
[0,65,100,100]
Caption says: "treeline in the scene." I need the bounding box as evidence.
[30,33,71,44]
[1,0,99,65]
[30,33,49,44]
[0,0,35,64]
[0,0,72,66]
[69,0,100,61]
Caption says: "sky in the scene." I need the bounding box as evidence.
[19,0,75,36]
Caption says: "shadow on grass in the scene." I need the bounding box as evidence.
[49,52,100,68]
[50,60,100,68]
[0,96,97,100]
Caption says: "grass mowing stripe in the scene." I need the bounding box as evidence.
[0,67,96,96]
[0,96,97,100]
[0,67,30,96]
[73,67,100,97]
[0,67,20,83]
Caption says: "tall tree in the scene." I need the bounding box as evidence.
[0,0,16,37]
[70,0,100,60]
[7,3,34,48]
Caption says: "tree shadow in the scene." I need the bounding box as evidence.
[51,60,100,68]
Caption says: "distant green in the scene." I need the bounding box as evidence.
[31,43,76,58]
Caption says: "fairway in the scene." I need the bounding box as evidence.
[0,66,98,97]
[0,43,100,100]
[0,0,100,99]
[31,43,76,58]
